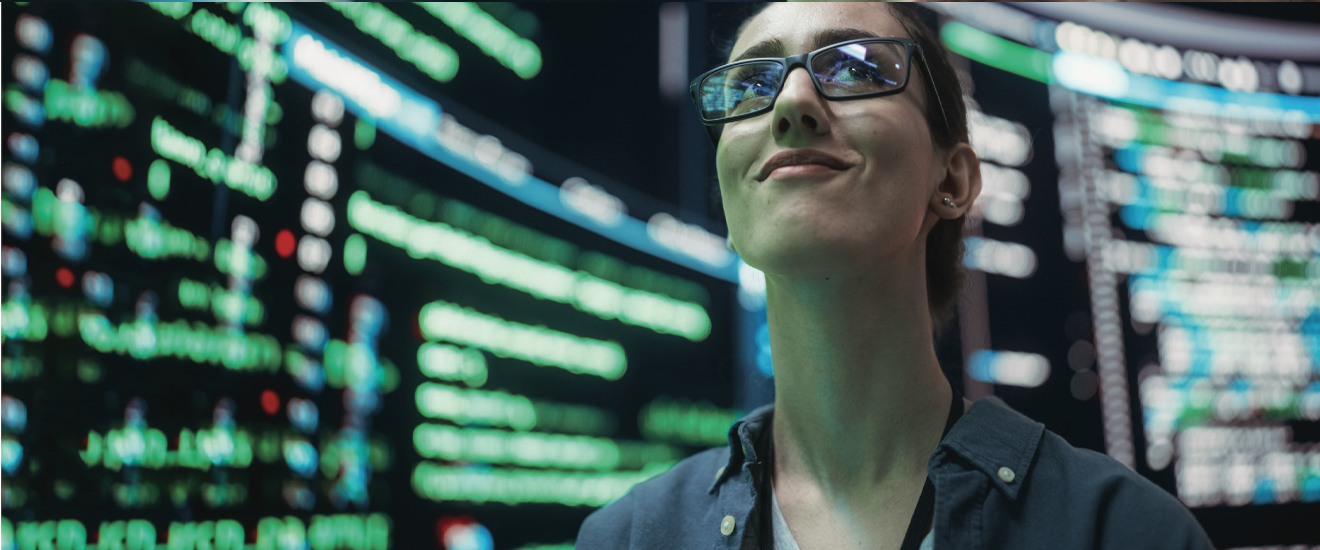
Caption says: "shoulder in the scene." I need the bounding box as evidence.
[949,397,1211,549]
[576,445,730,549]
[1027,428,1212,548]
[1032,429,1180,512]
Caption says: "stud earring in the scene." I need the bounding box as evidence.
[942,196,955,208]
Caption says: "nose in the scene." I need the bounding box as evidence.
[772,66,828,139]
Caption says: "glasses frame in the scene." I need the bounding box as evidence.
[689,37,950,146]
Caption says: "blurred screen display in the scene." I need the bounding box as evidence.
[934,5,1320,546]
[1,4,738,549]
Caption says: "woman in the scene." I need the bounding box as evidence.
[578,4,1212,549]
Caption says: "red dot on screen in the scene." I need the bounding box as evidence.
[275,230,296,258]
[56,267,75,288]
[261,390,279,415]
[112,157,132,182]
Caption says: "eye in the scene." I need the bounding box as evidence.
[724,75,774,109]
[741,77,775,98]
[818,57,902,88]
[840,60,888,84]
[733,70,777,97]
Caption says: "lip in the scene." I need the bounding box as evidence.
[756,149,853,182]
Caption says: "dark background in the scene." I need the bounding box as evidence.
[3,2,1319,548]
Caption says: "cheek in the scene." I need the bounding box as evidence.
[714,131,761,211]
[842,118,935,239]
[716,124,760,178]
[850,115,930,192]
[853,108,925,163]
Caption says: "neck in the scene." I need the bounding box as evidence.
[767,264,953,499]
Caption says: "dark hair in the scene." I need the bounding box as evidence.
[714,3,970,337]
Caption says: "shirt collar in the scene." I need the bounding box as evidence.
[935,395,1044,501]
[708,403,774,494]
[709,396,1045,502]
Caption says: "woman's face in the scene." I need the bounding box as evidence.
[718,4,943,279]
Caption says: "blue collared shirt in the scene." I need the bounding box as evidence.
[577,396,1213,549]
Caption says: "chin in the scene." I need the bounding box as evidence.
[739,214,925,281]
[741,232,870,280]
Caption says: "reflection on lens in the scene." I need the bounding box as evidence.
[813,41,906,96]
[699,62,783,121]
[695,41,909,122]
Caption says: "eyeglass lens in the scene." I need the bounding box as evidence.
[697,41,909,122]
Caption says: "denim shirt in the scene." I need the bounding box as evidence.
[577,396,1214,549]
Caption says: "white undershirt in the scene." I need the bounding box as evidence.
[770,483,935,550]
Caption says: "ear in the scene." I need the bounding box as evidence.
[930,142,981,220]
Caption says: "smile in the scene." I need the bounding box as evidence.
[756,149,854,181]
[763,163,847,180]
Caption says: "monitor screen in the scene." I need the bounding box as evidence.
[2,4,742,548]
[930,4,1320,546]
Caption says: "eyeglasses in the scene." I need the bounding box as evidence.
[689,37,950,146]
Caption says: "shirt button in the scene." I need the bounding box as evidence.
[720,515,736,536]
[998,466,1016,483]
[714,466,725,483]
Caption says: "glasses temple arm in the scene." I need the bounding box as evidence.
[916,51,953,139]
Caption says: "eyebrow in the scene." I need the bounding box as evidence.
[732,28,885,62]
